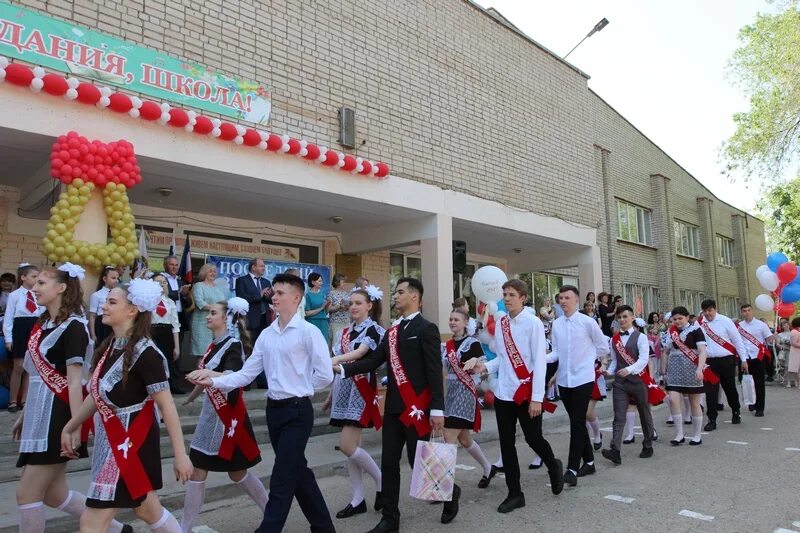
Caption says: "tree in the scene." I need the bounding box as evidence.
[757,177,800,261]
[722,2,800,182]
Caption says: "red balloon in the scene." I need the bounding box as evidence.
[374,162,390,178]
[42,74,68,96]
[486,315,496,336]
[287,139,302,155]
[218,123,238,141]
[777,302,796,319]
[76,83,101,105]
[359,161,373,175]
[107,92,133,113]
[193,115,214,135]
[266,134,283,151]
[4,63,34,86]
[167,108,189,128]
[304,144,321,160]
[322,151,339,166]
[777,262,798,285]
[341,155,357,171]
[242,129,261,147]
[483,390,495,408]
[139,101,162,121]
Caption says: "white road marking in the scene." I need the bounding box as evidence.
[761,427,774,431]
[723,420,732,423]
[455,464,476,471]
[785,447,800,452]
[773,528,797,533]
[727,441,748,445]
[193,527,221,533]
[605,494,635,503]
[679,510,714,521]
[601,427,613,432]
[793,521,800,527]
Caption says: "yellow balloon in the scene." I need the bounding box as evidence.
[53,236,65,247]
[67,186,79,197]
[56,200,69,210]
[55,223,67,233]
[112,201,123,211]
[46,229,58,240]
[50,214,63,225]
[64,218,75,229]
[67,195,80,206]
[85,255,96,266]
[110,252,122,264]
[70,253,81,263]
[44,242,55,253]
[63,232,73,241]
[64,244,77,256]
[59,255,69,263]
[73,178,85,187]
[110,190,121,201]
[78,246,89,257]
[48,253,58,262]
[49,206,59,216]
[54,246,65,256]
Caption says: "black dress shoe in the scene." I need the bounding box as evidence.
[718,403,725,411]
[121,526,133,533]
[748,404,756,412]
[490,464,504,476]
[601,448,621,465]
[684,417,692,425]
[670,438,685,446]
[548,459,564,495]
[497,493,526,513]
[689,439,702,446]
[623,436,635,444]
[528,460,542,470]
[478,475,491,488]
[564,469,578,487]
[593,435,603,450]
[652,430,658,441]
[639,446,653,458]
[576,462,596,477]
[666,419,675,425]
[704,421,717,431]
[374,491,383,511]
[366,518,399,533]
[732,413,742,424]
[754,411,764,417]
[336,500,366,519]
[441,484,460,524]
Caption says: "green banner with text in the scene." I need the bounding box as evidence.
[0,1,271,124]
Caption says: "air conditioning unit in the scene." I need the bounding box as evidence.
[338,107,355,148]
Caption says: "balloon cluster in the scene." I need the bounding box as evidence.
[43,131,141,270]
[754,252,799,318]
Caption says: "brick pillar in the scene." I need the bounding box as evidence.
[598,146,616,293]
[696,197,718,299]
[650,174,676,310]
[731,214,751,302]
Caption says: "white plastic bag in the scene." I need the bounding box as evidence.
[741,374,756,406]
[409,432,456,502]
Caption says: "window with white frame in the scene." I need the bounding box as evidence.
[617,200,653,246]
[620,283,660,317]
[720,296,740,318]
[674,220,701,258]
[390,252,422,319]
[716,235,735,267]
[679,289,705,314]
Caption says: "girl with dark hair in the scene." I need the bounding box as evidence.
[305,272,330,342]
[3,263,42,412]
[12,264,132,533]
[151,274,184,395]
[180,297,267,532]
[597,292,614,337]
[325,286,385,518]
[88,266,120,346]
[61,279,191,532]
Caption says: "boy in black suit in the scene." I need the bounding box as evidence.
[336,277,447,532]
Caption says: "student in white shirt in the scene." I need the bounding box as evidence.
[3,263,43,413]
[547,285,609,487]
[188,273,334,533]
[88,266,120,346]
[737,303,775,417]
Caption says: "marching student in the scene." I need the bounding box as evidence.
[586,352,608,451]
[736,303,775,417]
[442,309,493,489]
[188,273,334,533]
[476,279,563,514]
[662,306,708,446]
[61,279,192,532]
[180,297,267,533]
[547,285,609,487]
[697,299,747,430]
[601,306,655,464]
[3,263,43,412]
[13,264,131,533]
[88,266,120,347]
[150,274,184,395]
[325,286,385,519]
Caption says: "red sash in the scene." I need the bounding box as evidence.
[591,364,605,401]
[387,325,431,436]
[27,323,92,441]
[669,326,720,384]
[340,328,382,430]
[198,342,260,461]
[90,344,155,500]
[612,333,666,405]
[445,339,481,431]
[697,316,739,359]
[499,315,557,412]
[736,323,769,361]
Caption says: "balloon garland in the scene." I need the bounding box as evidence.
[43,131,140,270]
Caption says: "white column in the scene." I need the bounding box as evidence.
[577,245,603,296]
[420,214,453,333]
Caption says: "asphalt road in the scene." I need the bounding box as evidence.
[156,384,800,533]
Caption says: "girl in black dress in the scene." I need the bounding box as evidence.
[180,297,267,532]
[13,264,131,533]
[324,287,385,519]
[61,279,192,532]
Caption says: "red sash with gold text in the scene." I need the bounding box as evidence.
[340,328,382,430]
[697,316,739,359]
[669,326,720,384]
[445,339,481,431]
[387,325,431,436]
[198,343,260,461]
[736,323,769,361]
[499,315,557,412]
[612,333,666,405]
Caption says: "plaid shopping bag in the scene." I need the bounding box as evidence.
[409,433,456,502]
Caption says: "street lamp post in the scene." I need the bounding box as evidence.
[564,17,610,59]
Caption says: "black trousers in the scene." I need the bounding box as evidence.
[748,357,766,412]
[559,381,594,471]
[257,399,334,533]
[611,378,654,451]
[380,412,427,527]
[704,355,741,421]
[494,399,557,496]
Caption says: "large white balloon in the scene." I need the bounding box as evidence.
[755,264,771,279]
[754,293,775,312]
[758,270,780,292]
[471,266,508,303]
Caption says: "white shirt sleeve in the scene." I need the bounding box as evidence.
[169,301,180,333]
[2,291,16,340]
[211,341,265,392]
[546,323,559,364]
[626,333,650,375]
[531,318,547,403]
[607,348,617,375]
[728,318,748,362]
[88,291,101,315]
[306,326,334,391]
[590,318,610,356]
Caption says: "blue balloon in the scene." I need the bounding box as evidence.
[497,300,507,312]
[767,252,789,272]
[0,386,8,409]
[782,281,800,304]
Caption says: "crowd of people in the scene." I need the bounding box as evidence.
[2,256,799,532]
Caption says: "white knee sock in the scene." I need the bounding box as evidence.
[683,396,692,421]
[237,472,269,512]
[58,491,129,531]
[180,481,205,533]
[351,447,382,491]
[673,414,684,440]
[494,456,503,468]
[588,417,601,442]
[18,502,45,533]
[465,441,492,477]
[347,455,365,506]
[529,454,542,467]
[691,415,703,442]
[151,508,181,532]
[625,412,635,440]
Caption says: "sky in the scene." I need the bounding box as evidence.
[474,0,779,214]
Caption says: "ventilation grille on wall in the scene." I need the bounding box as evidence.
[338,107,355,148]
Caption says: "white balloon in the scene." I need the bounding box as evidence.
[754,293,775,312]
[755,264,771,278]
[471,266,507,303]
[758,270,780,292]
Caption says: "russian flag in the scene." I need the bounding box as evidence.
[178,234,192,283]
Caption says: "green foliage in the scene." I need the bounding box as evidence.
[723,1,800,181]
[757,177,800,262]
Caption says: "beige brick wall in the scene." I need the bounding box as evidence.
[0,186,46,272]
[361,250,391,325]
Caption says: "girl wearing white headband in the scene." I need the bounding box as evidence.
[60,278,191,532]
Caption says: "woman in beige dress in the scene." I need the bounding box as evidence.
[787,317,800,388]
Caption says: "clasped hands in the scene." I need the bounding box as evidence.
[186,369,222,387]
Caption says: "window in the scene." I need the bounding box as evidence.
[679,290,705,314]
[532,272,579,310]
[620,283,660,317]
[674,220,700,258]
[720,296,740,318]
[389,252,422,319]
[617,200,653,246]
[716,235,735,267]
